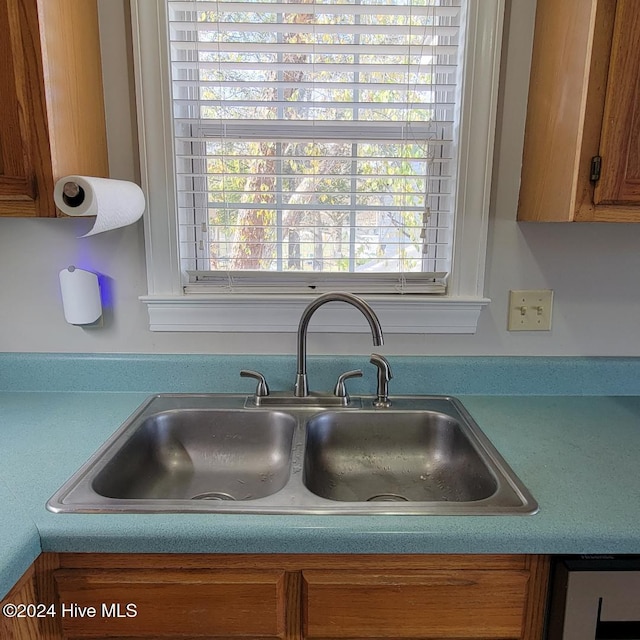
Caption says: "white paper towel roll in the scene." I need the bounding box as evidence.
[53,175,146,237]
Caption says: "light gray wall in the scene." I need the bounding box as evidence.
[1,1,639,356]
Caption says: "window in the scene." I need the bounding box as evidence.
[132,0,504,332]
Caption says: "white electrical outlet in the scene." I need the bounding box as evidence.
[508,289,553,331]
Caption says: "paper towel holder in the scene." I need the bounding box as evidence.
[53,175,146,237]
[61,181,86,209]
[59,266,103,326]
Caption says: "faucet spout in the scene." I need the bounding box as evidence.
[294,292,384,397]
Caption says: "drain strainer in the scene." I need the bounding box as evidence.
[366,494,409,502]
[191,492,236,501]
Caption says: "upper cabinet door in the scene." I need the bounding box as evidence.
[0,0,38,208]
[595,0,640,206]
[0,0,108,218]
[518,0,640,222]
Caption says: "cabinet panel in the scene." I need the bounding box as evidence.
[595,0,640,205]
[302,569,529,639]
[0,0,37,203]
[517,0,598,223]
[54,568,287,639]
[0,565,42,640]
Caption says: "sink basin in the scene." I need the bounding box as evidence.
[303,411,498,503]
[47,394,537,515]
[92,408,296,501]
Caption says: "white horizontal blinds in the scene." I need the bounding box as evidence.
[167,0,463,293]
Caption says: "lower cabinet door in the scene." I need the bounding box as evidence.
[302,570,530,639]
[54,568,287,638]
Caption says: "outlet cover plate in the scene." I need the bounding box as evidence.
[508,289,553,331]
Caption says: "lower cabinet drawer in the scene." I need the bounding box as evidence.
[302,570,530,639]
[54,568,287,638]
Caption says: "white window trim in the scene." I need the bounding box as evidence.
[131,0,502,333]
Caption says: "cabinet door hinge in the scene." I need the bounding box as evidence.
[590,155,602,182]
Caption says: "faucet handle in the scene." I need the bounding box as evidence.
[333,369,363,400]
[240,370,270,398]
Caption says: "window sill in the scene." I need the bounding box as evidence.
[140,295,490,333]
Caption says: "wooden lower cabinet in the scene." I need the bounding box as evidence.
[2,553,550,640]
[54,568,288,639]
[304,570,528,639]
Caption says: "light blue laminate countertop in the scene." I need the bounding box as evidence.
[1,354,640,599]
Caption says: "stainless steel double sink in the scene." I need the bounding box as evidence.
[47,394,537,515]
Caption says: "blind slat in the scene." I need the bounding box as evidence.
[170,42,459,56]
[172,80,458,92]
[169,1,460,18]
[169,61,457,74]
[172,24,458,38]
[174,121,454,140]
[184,270,448,295]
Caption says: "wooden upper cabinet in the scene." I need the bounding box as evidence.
[517,0,640,222]
[0,0,36,206]
[0,0,108,218]
[595,0,640,206]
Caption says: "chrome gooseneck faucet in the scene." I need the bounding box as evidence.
[294,292,384,397]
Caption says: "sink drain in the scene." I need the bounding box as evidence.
[366,494,409,502]
[191,492,236,501]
